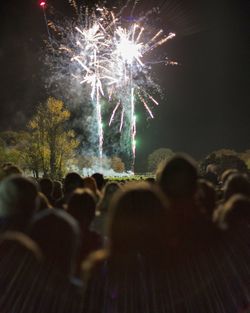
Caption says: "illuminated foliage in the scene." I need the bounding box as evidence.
[148,148,174,173]
[111,156,125,173]
[27,97,79,178]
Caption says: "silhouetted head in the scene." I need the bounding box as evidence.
[158,154,198,199]
[108,183,168,256]
[224,173,250,200]
[92,173,105,191]
[145,177,155,184]
[63,172,84,195]
[206,164,218,175]
[98,182,120,212]
[0,175,39,230]
[0,231,42,261]
[214,194,250,230]
[0,232,42,286]
[52,180,63,200]
[221,169,238,186]
[1,164,23,178]
[30,209,80,277]
[39,178,53,199]
[83,177,98,195]
[37,192,52,211]
[67,189,96,229]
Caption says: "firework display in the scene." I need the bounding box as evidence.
[44,1,176,171]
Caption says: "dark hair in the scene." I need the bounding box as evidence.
[0,175,38,225]
[30,209,80,277]
[0,231,42,261]
[108,183,168,256]
[52,180,63,200]
[37,192,52,211]
[221,169,238,185]
[39,178,53,198]
[224,173,250,200]
[67,189,96,228]
[83,177,98,195]
[92,173,105,191]
[83,183,168,280]
[98,182,120,212]
[158,154,198,198]
[64,172,84,194]
[145,177,155,184]
[2,164,23,177]
[214,194,250,230]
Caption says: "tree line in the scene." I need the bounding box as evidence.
[1,97,249,178]
[0,98,125,179]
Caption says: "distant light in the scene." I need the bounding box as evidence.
[40,1,46,7]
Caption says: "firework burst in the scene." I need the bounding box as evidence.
[103,17,176,169]
[44,2,176,171]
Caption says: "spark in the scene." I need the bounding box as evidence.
[109,101,121,126]
[138,93,154,119]
[120,108,125,132]
[131,87,136,167]
[147,29,163,46]
[40,1,46,8]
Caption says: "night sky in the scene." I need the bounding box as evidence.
[0,0,249,171]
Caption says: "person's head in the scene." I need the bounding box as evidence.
[63,172,84,195]
[0,175,39,230]
[224,173,250,200]
[145,177,155,184]
[221,169,238,186]
[92,173,105,191]
[197,179,216,217]
[213,194,250,230]
[30,209,80,277]
[0,231,42,262]
[108,183,168,256]
[158,154,198,200]
[98,182,120,212]
[67,189,96,229]
[83,177,98,195]
[39,178,53,199]
[0,231,42,286]
[206,164,218,175]
[52,180,63,200]
[1,164,23,178]
[37,192,52,211]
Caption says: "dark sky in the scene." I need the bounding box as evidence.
[0,0,249,171]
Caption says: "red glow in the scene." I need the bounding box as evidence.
[40,1,46,7]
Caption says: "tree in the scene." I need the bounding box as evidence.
[111,156,125,173]
[148,148,174,173]
[28,97,79,179]
[200,152,248,176]
[212,149,238,157]
[0,131,26,170]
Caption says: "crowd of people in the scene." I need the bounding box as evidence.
[0,154,249,313]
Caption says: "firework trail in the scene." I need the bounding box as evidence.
[71,24,107,160]
[103,19,176,170]
[40,1,54,48]
[44,1,176,171]
[45,7,113,162]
